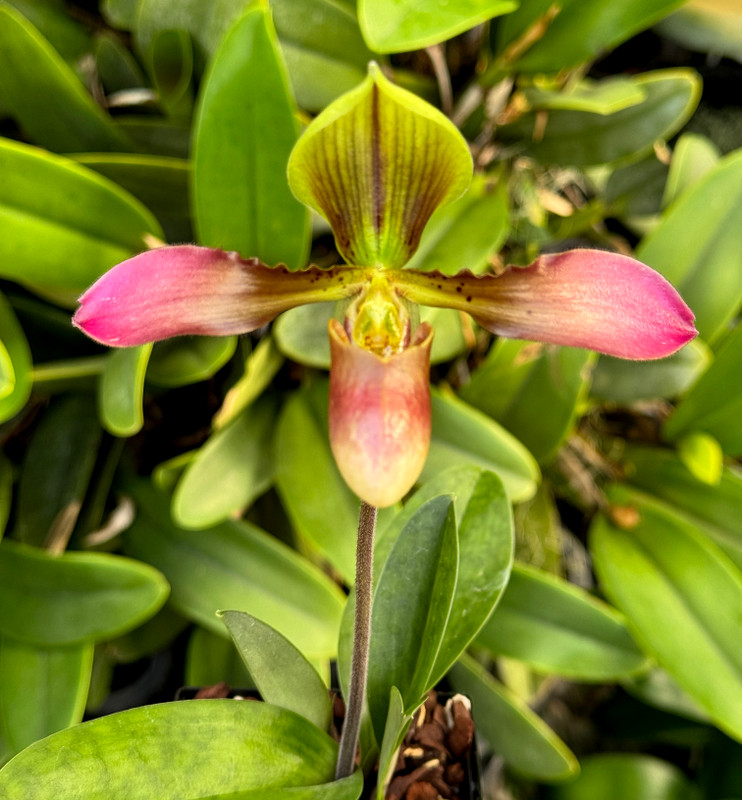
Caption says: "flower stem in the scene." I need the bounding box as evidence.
[335,501,377,780]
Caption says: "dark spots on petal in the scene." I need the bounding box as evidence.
[436,284,442,290]
[466,296,472,302]
[456,286,462,293]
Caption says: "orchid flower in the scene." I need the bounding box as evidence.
[73,64,696,508]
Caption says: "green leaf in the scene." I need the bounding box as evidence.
[0,637,93,763]
[367,496,458,741]
[115,117,191,158]
[590,339,710,404]
[193,7,309,269]
[0,539,169,646]
[623,446,742,569]
[0,4,132,153]
[0,289,31,424]
[2,0,92,65]
[150,28,193,117]
[123,480,345,660]
[501,70,701,168]
[477,564,648,681]
[0,454,13,541]
[95,31,147,94]
[547,754,699,800]
[376,687,413,800]
[288,62,472,269]
[359,0,516,53]
[423,390,540,502]
[102,0,139,30]
[663,323,742,455]
[173,395,276,529]
[591,487,742,742]
[14,394,102,548]
[0,137,163,299]
[496,0,686,74]
[522,77,647,115]
[404,174,510,276]
[460,340,594,464]
[662,133,721,208]
[220,610,332,731]
[197,772,363,800]
[657,0,742,64]
[0,700,339,799]
[274,382,359,583]
[273,302,334,369]
[185,625,252,688]
[677,432,723,485]
[99,344,152,437]
[637,149,742,343]
[450,654,579,781]
[147,336,237,388]
[73,153,192,244]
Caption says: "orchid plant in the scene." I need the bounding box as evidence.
[73,62,696,779]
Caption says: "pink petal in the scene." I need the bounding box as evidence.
[73,245,367,347]
[329,320,433,508]
[395,249,697,360]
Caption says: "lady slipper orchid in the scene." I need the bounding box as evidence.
[73,63,696,508]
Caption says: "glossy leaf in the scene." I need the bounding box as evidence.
[0,539,169,646]
[623,446,742,569]
[658,0,742,63]
[496,0,686,74]
[461,340,594,464]
[14,394,101,548]
[590,339,710,404]
[477,564,648,681]
[376,687,412,800]
[404,174,510,276]
[422,391,540,502]
[99,344,152,437]
[591,487,742,742]
[359,0,516,53]
[220,610,332,731]
[173,396,276,529]
[273,302,334,369]
[663,322,742,454]
[501,70,701,167]
[450,655,579,781]
[0,5,131,153]
[150,28,193,117]
[662,133,721,208]
[147,336,237,388]
[198,773,363,800]
[637,149,742,343]
[0,700,339,799]
[95,31,147,94]
[123,480,345,660]
[0,289,31,424]
[523,77,647,115]
[367,496,458,741]
[0,138,162,300]
[274,383,359,583]
[3,0,92,65]
[678,432,723,485]
[0,637,93,763]
[423,307,471,364]
[193,7,309,269]
[547,754,699,800]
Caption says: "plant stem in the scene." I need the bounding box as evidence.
[335,500,377,780]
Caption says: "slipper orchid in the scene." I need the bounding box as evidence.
[73,64,696,508]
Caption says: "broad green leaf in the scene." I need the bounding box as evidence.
[450,655,578,781]
[404,174,510,276]
[423,391,540,502]
[147,336,237,388]
[461,340,594,464]
[359,0,516,53]
[658,0,742,64]
[376,687,412,800]
[547,754,699,800]
[591,487,742,742]
[102,0,139,30]
[523,77,647,115]
[288,62,472,269]
[185,625,252,688]
[604,153,669,221]
[0,455,12,541]
[625,667,709,724]
[193,7,309,269]
[115,117,191,158]
[14,394,102,548]
[274,383,359,583]
[73,153,192,244]
[123,480,345,660]
[662,133,721,208]
[423,307,471,364]
[273,302,334,369]
[108,606,189,664]
[367,496,458,741]
[623,447,742,568]
[150,28,193,117]
[678,432,723,485]
[0,700,339,799]
[496,0,686,74]
[197,772,363,800]
[0,4,132,152]
[152,450,198,493]
[95,31,147,94]
[663,323,742,454]
[0,289,31,423]
[0,539,169,646]
[0,637,93,763]
[220,610,331,731]
[3,0,91,64]
[637,149,742,343]
[477,564,648,681]
[500,70,701,168]
[99,344,152,437]
[590,339,710,404]
[0,138,163,298]
[173,395,276,529]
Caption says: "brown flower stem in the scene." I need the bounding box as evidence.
[335,501,377,780]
